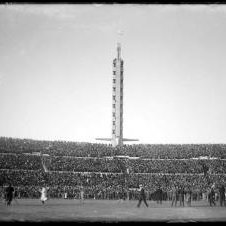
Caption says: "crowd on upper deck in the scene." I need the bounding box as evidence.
[1,137,226,159]
[1,152,226,174]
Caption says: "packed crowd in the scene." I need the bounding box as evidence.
[1,136,226,200]
[1,137,226,159]
[1,168,226,199]
[0,154,42,170]
[43,156,125,173]
[0,170,125,188]
[39,156,226,174]
[129,159,226,174]
[1,153,226,174]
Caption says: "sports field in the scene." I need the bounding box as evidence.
[1,199,226,222]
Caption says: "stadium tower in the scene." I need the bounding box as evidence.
[96,43,138,147]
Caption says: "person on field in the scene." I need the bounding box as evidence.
[209,185,216,207]
[13,188,19,205]
[40,186,49,205]
[186,189,192,207]
[5,183,14,206]
[137,184,148,208]
[171,185,178,207]
[80,186,84,204]
[219,184,225,207]
[156,186,163,204]
[178,186,185,207]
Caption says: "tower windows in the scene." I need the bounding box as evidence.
[113,87,116,92]
[113,71,116,75]
[113,95,116,100]
[113,79,116,84]
[113,104,115,108]
[112,130,115,134]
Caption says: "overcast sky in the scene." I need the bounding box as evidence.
[0,4,226,144]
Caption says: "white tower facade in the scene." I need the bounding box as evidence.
[112,43,123,146]
[96,43,138,147]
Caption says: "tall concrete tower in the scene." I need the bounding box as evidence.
[96,43,138,147]
[112,43,123,146]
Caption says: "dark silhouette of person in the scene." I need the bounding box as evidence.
[179,186,185,207]
[186,189,192,207]
[156,186,163,204]
[5,183,14,206]
[209,185,216,207]
[219,184,225,207]
[137,184,149,208]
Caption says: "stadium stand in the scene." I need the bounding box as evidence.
[1,137,226,200]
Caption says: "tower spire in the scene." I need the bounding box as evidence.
[117,42,121,60]
[117,30,123,60]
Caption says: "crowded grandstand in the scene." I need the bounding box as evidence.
[1,137,226,203]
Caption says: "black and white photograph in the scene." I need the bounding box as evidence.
[0,3,226,222]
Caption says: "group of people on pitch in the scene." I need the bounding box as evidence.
[208,183,225,207]
[2,183,50,206]
[2,183,16,206]
[2,182,226,208]
[136,183,226,208]
[137,184,187,208]
[171,185,191,207]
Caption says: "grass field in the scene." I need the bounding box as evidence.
[1,199,226,222]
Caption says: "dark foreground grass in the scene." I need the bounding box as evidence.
[0,199,226,222]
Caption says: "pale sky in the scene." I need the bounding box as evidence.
[0,4,226,144]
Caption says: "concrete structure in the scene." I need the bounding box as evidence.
[112,43,124,146]
[96,43,138,147]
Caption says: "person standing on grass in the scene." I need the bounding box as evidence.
[13,188,19,205]
[179,186,185,207]
[80,186,84,204]
[156,186,163,204]
[5,183,14,206]
[0,179,4,204]
[219,184,225,207]
[209,185,216,207]
[171,185,178,207]
[40,186,49,205]
[186,189,192,207]
[64,191,68,199]
[137,184,149,208]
